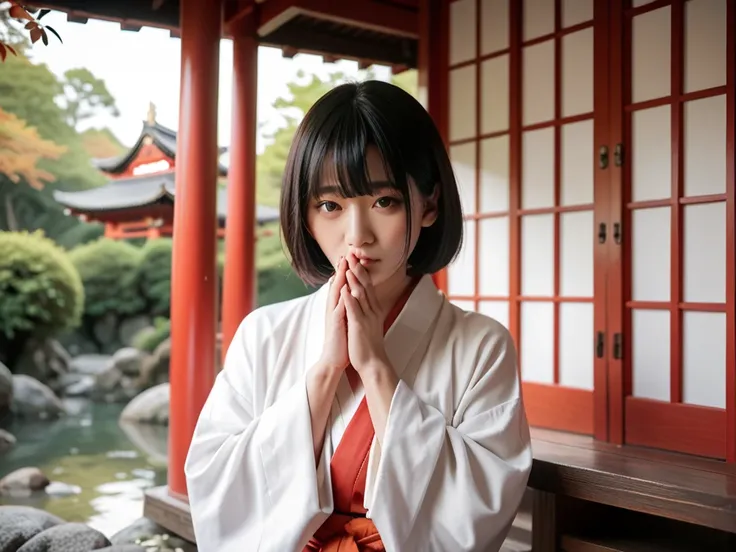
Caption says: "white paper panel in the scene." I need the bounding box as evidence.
[480,136,510,212]
[451,299,476,312]
[523,40,555,125]
[448,220,476,296]
[521,214,555,296]
[632,7,671,103]
[563,0,594,27]
[632,207,670,302]
[684,95,727,197]
[562,28,594,117]
[520,302,555,383]
[561,120,594,206]
[683,202,726,304]
[481,55,510,134]
[632,105,671,202]
[524,0,555,40]
[479,217,510,296]
[450,66,477,142]
[683,312,726,409]
[481,0,510,55]
[450,0,477,66]
[685,0,727,93]
[522,127,555,209]
[450,143,476,216]
[632,309,670,402]
[479,301,509,329]
[559,302,594,390]
[560,211,594,297]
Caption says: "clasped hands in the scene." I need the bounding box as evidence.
[320,252,391,377]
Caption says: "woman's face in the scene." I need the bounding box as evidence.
[306,146,438,290]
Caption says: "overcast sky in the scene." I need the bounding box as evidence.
[25,10,392,154]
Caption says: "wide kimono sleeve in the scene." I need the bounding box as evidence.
[367,322,533,552]
[184,314,334,552]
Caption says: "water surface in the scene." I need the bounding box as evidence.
[0,398,168,538]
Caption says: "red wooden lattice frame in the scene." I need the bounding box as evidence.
[439,0,734,462]
[607,0,735,460]
[443,0,605,437]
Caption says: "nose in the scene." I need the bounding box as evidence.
[345,206,374,248]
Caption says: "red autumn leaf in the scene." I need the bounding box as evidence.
[24,21,37,30]
[6,44,16,56]
[30,27,42,44]
[0,44,6,62]
[9,4,34,21]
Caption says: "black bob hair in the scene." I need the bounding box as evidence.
[279,80,464,287]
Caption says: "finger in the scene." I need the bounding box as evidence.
[334,292,347,324]
[346,256,377,311]
[345,269,371,314]
[341,284,363,318]
[328,257,346,308]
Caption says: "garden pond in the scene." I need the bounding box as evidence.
[0,397,168,537]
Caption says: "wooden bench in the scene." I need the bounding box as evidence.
[144,427,736,550]
[527,428,736,551]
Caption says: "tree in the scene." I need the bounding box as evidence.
[0,106,65,189]
[80,127,126,159]
[0,54,108,191]
[62,68,120,128]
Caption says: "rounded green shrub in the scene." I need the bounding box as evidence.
[0,230,84,340]
[132,317,171,353]
[69,238,145,318]
[138,239,173,317]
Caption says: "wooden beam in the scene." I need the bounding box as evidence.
[257,0,418,39]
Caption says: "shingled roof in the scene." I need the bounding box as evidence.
[91,120,229,176]
[53,172,280,225]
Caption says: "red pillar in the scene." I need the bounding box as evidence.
[168,0,222,499]
[221,10,259,361]
[419,0,450,294]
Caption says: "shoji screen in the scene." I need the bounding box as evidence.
[610,0,735,459]
[445,0,607,437]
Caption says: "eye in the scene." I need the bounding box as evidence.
[375,196,400,209]
[317,201,340,213]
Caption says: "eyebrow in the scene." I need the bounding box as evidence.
[316,181,396,195]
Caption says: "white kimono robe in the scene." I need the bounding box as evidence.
[185,274,533,552]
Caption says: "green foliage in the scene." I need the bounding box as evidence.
[137,239,173,317]
[61,68,120,128]
[132,317,170,353]
[0,54,111,191]
[0,230,83,340]
[69,238,145,318]
[0,178,104,248]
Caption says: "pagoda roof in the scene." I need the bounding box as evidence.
[53,172,280,225]
[92,120,229,176]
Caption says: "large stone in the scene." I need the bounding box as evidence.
[0,429,16,454]
[12,339,71,385]
[11,375,66,419]
[0,361,12,412]
[0,467,50,497]
[113,348,148,378]
[0,505,64,552]
[17,522,110,552]
[68,355,113,376]
[136,339,170,391]
[119,383,169,425]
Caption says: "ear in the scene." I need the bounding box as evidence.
[421,184,440,228]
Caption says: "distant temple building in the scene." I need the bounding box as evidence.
[54,103,279,239]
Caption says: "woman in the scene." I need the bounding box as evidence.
[185,80,533,552]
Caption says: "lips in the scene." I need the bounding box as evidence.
[351,252,378,265]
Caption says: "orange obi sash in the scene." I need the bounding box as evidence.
[304,278,418,552]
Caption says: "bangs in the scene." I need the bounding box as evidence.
[300,97,410,202]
